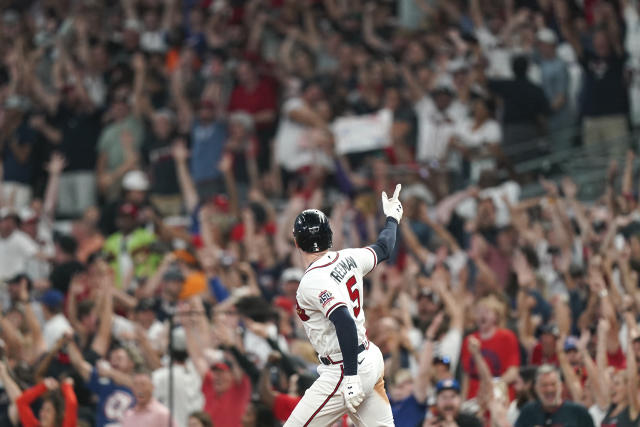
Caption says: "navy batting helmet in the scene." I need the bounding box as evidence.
[293,209,332,253]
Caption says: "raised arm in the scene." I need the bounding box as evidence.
[67,339,93,382]
[468,335,494,411]
[0,361,22,405]
[576,329,607,409]
[258,354,279,408]
[414,313,443,404]
[61,378,78,427]
[16,380,53,427]
[18,282,45,361]
[42,153,66,220]
[625,311,640,418]
[182,302,211,379]
[556,335,582,403]
[172,140,199,213]
[596,318,612,393]
[369,184,403,263]
[91,276,114,357]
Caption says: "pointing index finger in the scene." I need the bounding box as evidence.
[392,183,401,200]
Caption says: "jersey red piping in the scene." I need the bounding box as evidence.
[303,365,344,426]
[325,302,347,318]
[305,253,341,274]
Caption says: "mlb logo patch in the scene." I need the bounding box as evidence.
[318,290,334,307]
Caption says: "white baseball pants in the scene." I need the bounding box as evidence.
[284,343,395,426]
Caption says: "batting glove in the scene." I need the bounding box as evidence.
[381,184,403,223]
[342,375,365,412]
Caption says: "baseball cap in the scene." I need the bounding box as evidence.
[281,268,304,283]
[433,355,452,366]
[170,327,187,351]
[0,207,19,221]
[436,379,460,394]
[431,75,456,95]
[211,360,232,371]
[537,323,559,337]
[564,336,579,352]
[19,207,38,223]
[536,28,557,45]
[122,170,149,191]
[39,289,64,309]
[179,272,206,300]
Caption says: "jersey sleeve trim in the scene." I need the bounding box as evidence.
[365,246,377,273]
[325,302,347,318]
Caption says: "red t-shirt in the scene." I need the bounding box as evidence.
[202,371,251,427]
[531,342,558,366]
[273,394,349,426]
[607,346,627,370]
[460,328,521,399]
[227,78,277,128]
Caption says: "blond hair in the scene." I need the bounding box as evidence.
[477,294,507,327]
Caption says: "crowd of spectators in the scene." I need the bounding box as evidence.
[0,0,640,426]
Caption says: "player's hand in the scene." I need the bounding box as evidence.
[381,184,403,223]
[342,375,365,412]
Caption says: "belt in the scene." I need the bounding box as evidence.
[319,342,368,365]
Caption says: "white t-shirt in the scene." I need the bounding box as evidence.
[454,118,502,182]
[0,230,39,281]
[476,26,541,83]
[296,247,377,356]
[274,98,317,172]
[414,96,467,163]
[152,360,204,427]
[43,313,72,350]
[456,181,521,227]
[589,404,607,427]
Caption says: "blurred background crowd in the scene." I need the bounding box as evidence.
[0,0,640,426]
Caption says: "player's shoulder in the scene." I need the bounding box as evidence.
[337,246,376,261]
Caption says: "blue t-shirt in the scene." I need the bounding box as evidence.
[189,120,227,184]
[390,394,427,427]
[87,368,135,427]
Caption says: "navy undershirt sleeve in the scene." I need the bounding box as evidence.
[369,217,398,263]
[328,306,359,376]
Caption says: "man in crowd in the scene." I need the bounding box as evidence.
[422,379,483,427]
[122,371,177,427]
[515,365,595,427]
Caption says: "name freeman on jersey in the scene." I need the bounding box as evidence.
[329,256,358,284]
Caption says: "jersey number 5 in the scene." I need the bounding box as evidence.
[345,275,361,317]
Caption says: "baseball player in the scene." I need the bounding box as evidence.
[285,184,403,426]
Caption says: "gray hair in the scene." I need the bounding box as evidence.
[535,364,560,384]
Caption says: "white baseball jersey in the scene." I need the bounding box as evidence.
[295,247,377,356]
